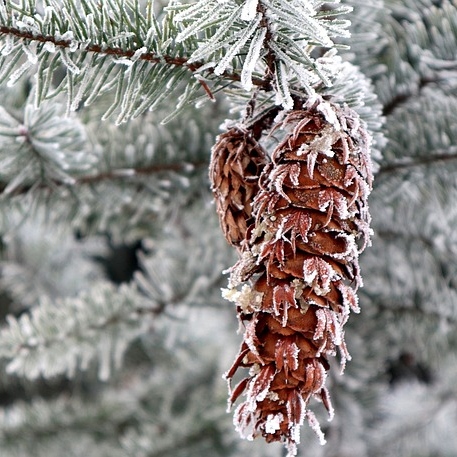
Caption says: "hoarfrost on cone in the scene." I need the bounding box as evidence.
[212,97,373,454]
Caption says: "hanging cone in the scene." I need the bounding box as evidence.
[223,98,373,456]
[209,127,269,247]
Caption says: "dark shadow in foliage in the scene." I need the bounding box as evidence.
[80,233,145,284]
[386,351,434,386]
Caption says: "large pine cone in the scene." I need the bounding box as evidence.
[223,98,373,456]
[209,127,268,247]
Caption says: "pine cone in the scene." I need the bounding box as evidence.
[224,98,373,455]
[210,127,268,247]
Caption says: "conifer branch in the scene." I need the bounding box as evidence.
[0,282,157,380]
[379,151,457,175]
[0,160,208,197]
[376,230,435,248]
[0,23,192,66]
[0,24,269,87]
[368,390,457,457]
[382,76,439,116]
[376,301,457,323]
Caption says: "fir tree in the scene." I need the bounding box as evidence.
[0,1,456,456]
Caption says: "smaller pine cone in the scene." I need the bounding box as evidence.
[224,98,373,456]
[209,127,268,247]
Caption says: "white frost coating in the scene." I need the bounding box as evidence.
[86,13,97,39]
[132,47,148,61]
[252,375,272,403]
[58,31,74,42]
[314,308,343,347]
[267,40,315,92]
[43,41,56,53]
[302,266,317,286]
[265,413,283,434]
[295,143,307,157]
[338,282,360,313]
[234,403,256,441]
[15,18,38,32]
[244,319,261,357]
[330,232,358,260]
[306,410,327,445]
[318,190,350,220]
[193,61,218,73]
[248,363,261,376]
[290,423,301,446]
[176,3,227,43]
[289,342,300,370]
[22,43,38,64]
[226,250,257,287]
[316,99,341,129]
[313,308,327,340]
[1,35,15,56]
[7,61,33,87]
[285,441,298,457]
[241,0,259,21]
[214,13,262,76]
[328,311,343,346]
[113,58,134,67]
[241,27,267,90]
[323,387,335,421]
[174,0,213,21]
[188,5,243,63]
[266,391,279,401]
[59,48,80,74]
[275,61,293,110]
[308,124,339,157]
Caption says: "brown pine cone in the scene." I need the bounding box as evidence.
[224,98,373,455]
[209,127,268,247]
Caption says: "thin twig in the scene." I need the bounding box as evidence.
[0,160,208,197]
[378,152,457,175]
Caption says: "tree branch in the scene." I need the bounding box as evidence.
[0,160,208,197]
[382,77,438,117]
[378,152,457,175]
[0,25,269,89]
[374,300,457,324]
[376,229,435,249]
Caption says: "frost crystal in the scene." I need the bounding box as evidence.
[265,413,283,434]
[241,0,259,21]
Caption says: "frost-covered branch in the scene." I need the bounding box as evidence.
[0,340,234,457]
[173,0,353,108]
[381,76,439,116]
[0,160,208,197]
[0,199,233,382]
[368,383,457,457]
[0,0,364,119]
[0,0,207,121]
[379,150,457,175]
[0,282,154,381]
[0,23,268,86]
[0,96,93,195]
[0,81,227,236]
